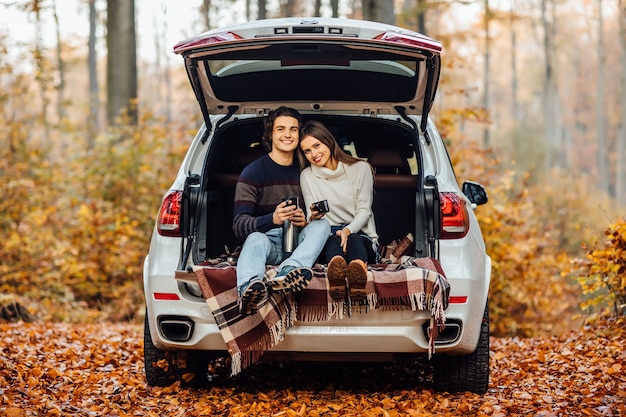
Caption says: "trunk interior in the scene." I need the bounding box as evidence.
[189,115,432,264]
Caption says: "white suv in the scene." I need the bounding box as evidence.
[143,17,491,394]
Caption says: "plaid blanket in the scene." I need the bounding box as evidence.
[193,257,449,375]
[193,264,297,375]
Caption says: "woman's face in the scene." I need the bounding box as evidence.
[300,135,334,169]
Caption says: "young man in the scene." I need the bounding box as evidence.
[233,107,330,314]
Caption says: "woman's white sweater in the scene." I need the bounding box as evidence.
[300,160,378,242]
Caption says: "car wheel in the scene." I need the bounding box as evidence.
[432,303,490,394]
[143,313,211,388]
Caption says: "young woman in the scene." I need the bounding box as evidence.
[298,120,378,307]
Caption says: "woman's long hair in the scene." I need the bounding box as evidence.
[297,120,364,170]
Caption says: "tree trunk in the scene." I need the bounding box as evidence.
[362,0,395,24]
[596,0,609,194]
[52,0,65,122]
[201,0,211,31]
[541,0,563,169]
[416,0,426,35]
[106,0,138,126]
[0,296,36,323]
[154,4,171,123]
[510,0,519,125]
[483,0,491,148]
[282,0,295,17]
[34,6,50,142]
[258,0,266,19]
[330,0,339,17]
[617,0,626,206]
[314,0,321,16]
[162,6,172,123]
[88,0,99,149]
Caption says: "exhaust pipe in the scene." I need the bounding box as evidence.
[423,319,462,346]
[158,316,194,342]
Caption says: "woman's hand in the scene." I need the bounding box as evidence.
[336,227,351,253]
[308,204,327,222]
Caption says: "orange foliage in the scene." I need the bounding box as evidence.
[0,100,187,321]
[0,45,621,343]
[444,133,611,337]
[0,318,624,415]
[577,219,626,317]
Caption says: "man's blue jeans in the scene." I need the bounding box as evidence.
[236,219,330,293]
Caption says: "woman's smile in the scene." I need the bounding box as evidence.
[300,135,335,169]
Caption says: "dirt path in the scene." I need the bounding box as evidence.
[0,319,624,416]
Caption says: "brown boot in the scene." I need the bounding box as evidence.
[327,255,347,303]
[346,259,368,306]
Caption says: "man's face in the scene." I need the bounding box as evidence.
[271,116,300,153]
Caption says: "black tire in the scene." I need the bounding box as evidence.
[143,314,210,388]
[432,303,490,394]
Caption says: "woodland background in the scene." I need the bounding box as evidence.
[0,0,625,338]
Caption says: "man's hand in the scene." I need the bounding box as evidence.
[273,200,304,226]
[290,208,307,227]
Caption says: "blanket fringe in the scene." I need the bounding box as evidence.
[297,305,330,322]
[366,292,377,310]
[200,261,450,374]
[327,300,345,320]
[230,352,242,376]
[428,316,435,359]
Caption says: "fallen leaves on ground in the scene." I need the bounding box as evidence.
[0,318,624,416]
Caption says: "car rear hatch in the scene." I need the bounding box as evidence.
[173,17,441,137]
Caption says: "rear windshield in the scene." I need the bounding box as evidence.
[193,44,424,102]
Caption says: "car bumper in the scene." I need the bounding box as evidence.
[145,277,487,357]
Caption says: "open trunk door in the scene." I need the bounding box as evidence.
[173,17,441,139]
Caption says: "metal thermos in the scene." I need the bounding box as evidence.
[282,197,300,257]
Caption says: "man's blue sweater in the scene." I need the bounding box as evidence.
[233,154,302,241]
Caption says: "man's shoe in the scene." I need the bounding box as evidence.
[239,279,269,315]
[268,266,313,293]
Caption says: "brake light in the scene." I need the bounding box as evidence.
[449,296,468,304]
[374,31,442,53]
[173,32,243,54]
[440,192,470,239]
[153,293,180,301]
[157,191,182,237]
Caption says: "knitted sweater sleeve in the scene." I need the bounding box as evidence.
[345,161,375,235]
[232,160,276,241]
[300,168,318,219]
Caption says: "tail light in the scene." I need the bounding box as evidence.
[157,191,183,237]
[439,192,470,239]
[374,31,442,53]
[173,32,243,54]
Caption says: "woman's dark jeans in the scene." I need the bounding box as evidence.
[323,233,377,264]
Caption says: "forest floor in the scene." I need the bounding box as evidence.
[0,317,624,417]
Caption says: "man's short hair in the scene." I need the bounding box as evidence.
[261,106,302,152]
